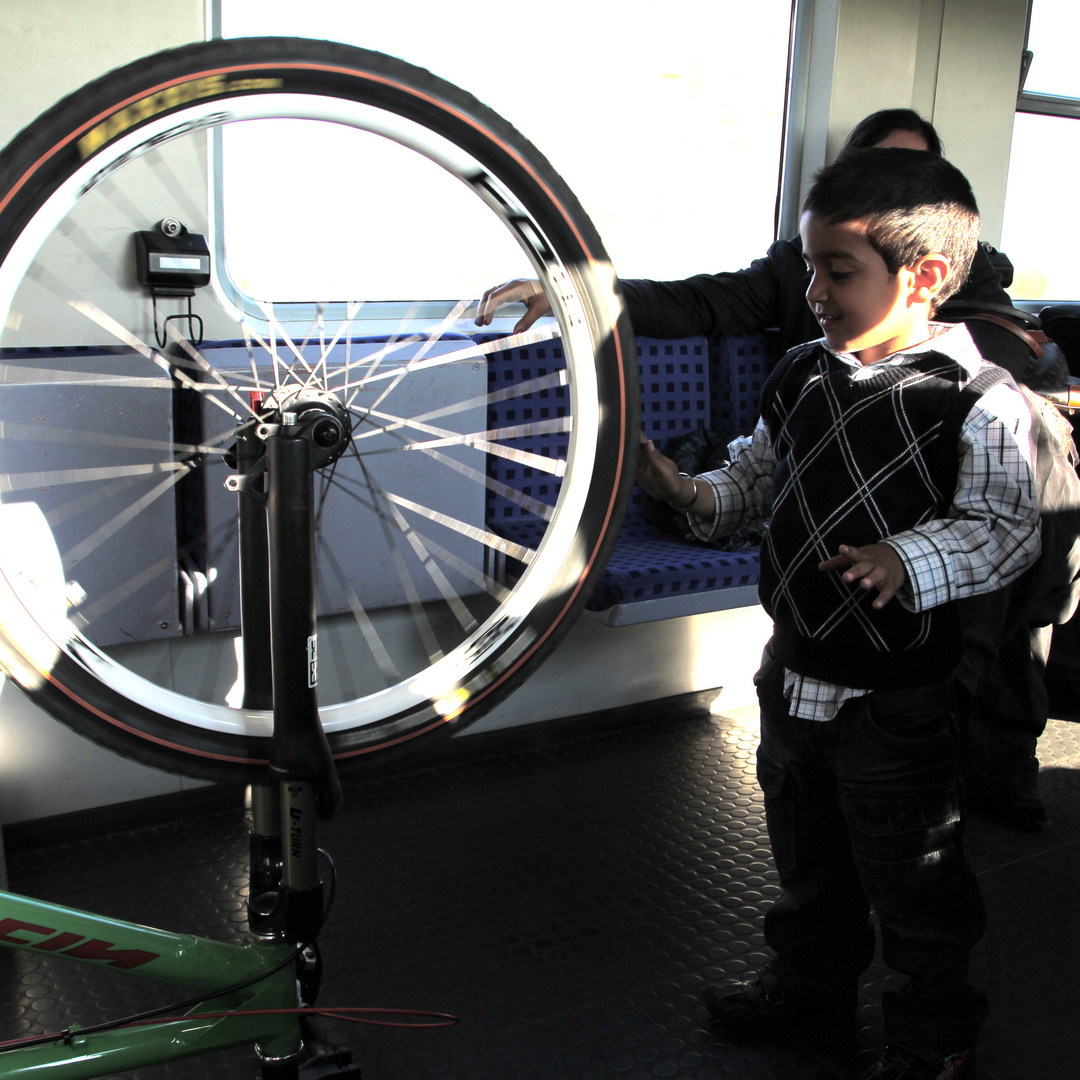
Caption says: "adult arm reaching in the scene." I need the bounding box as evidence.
[474,278,550,332]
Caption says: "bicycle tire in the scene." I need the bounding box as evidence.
[0,36,638,780]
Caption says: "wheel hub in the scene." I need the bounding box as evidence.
[258,387,352,466]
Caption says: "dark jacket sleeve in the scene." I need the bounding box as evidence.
[937,243,1034,382]
[619,238,820,351]
[619,237,1036,382]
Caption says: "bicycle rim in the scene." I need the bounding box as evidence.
[0,37,637,779]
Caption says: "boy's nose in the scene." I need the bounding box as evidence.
[805,272,825,304]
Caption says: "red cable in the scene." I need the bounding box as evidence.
[0,1006,459,1051]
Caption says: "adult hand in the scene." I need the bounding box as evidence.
[474,278,551,332]
[819,542,906,609]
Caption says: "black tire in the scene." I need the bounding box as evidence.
[0,37,638,780]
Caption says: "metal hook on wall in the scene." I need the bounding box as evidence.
[153,295,205,349]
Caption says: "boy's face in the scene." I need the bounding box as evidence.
[801,210,935,365]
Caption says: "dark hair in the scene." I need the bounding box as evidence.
[841,108,943,157]
[802,148,980,305]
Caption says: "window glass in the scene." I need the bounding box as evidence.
[216,0,792,303]
[1022,0,1080,98]
[1002,112,1080,302]
[1002,0,1080,302]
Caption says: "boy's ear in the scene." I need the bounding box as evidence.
[908,253,951,303]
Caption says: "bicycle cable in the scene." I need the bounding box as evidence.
[0,938,310,1054]
[0,848,353,1054]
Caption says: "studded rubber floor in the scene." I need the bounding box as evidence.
[2,684,1078,1080]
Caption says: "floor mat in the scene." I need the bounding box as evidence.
[3,689,1078,1079]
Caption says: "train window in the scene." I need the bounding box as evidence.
[1001,0,1080,302]
[211,0,792,316]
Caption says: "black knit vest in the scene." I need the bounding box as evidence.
[758,343,1009,689]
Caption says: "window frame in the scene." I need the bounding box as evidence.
[1017,91,1080,120]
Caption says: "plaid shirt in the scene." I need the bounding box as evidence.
[689,324,1041,720]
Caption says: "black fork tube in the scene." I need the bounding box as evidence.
[265,419,341,942]
[236,426,282,938]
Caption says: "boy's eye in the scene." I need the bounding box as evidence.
[830,270,853,281]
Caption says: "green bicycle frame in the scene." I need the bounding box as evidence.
[0,886,301,1077]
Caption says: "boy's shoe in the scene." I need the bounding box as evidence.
[702,966,855,1031]
[966,783,1050,831]
[860,1043,975,1079]
[965,755,1050,832]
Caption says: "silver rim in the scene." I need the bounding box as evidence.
[0,76,623,749]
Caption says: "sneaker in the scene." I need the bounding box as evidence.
[702,966,855,1031]
[965,754,1050,832]
[860,1043,975,1079]
[966,784,1050,831]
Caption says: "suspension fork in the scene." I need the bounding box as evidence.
[234,399,347,946]
[264,410,343,940]
[235,425,281,939]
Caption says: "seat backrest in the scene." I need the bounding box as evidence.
[709,331,781,440]
[631,337,709,523]
[482,335,569,533]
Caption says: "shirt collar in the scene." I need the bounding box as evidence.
[820,321,981,378]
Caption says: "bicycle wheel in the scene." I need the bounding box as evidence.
[0,37,638,780]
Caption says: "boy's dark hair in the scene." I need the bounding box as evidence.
[803,147,980,306]
[841,108,943,157]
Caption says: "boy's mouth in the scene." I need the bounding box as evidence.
[816,311,841,329]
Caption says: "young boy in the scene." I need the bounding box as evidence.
[637,149,1041,1080]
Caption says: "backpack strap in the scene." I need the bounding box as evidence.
[964,312,1048,359]
[965,313,1080,413]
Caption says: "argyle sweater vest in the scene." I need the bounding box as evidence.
[757,342,1009,689]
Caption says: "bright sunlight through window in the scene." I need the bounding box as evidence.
[216,0,792,305]
[1002,0,1080,302]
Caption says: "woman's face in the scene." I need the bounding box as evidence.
[873,128,930,151]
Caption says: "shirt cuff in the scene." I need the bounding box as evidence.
[886,532,954,612]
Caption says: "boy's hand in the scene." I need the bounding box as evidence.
[819,542,906,609]
[637,432,688,503]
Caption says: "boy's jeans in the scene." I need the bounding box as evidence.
[754,656,988,1052]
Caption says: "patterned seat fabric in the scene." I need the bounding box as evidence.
[484,332,781,613]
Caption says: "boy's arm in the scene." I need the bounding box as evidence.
[635,419,774,538]
[637,433,717,518]
[687,418,775,539]
[869,381,1041,612]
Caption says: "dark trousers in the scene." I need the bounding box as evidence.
[755,658,988,1052]
[957,573,1054,795]
[965,621,1051,791]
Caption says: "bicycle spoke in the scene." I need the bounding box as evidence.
[75,545,186,631]
[0,419,224,460]
[138,147,209,226]
[349,368,567,440]
[1,461,185,494]
[62,468,192,570]
[316,541,401,684]
[384,489,532,570]
[420,447,556,522]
